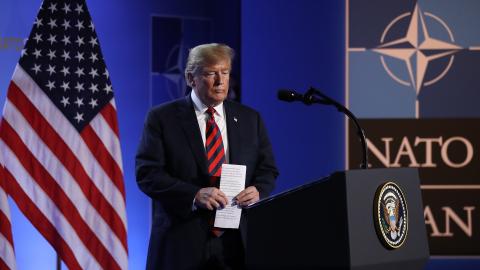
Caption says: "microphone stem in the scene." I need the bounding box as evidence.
[307,87,369,169]
[341,107,368,169]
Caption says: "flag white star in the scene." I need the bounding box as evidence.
[62,35,71,46]
[60,96,70,107]
[75,67,85,77]
[47,18,57,29]
[62,3,71,14]
[61,19,71,30]
[89,68,99,79]
[89,21,95,31]
[74,97,84,107]
[61,66,70,76]
[89,52,98,63]
[103,68,110,79]
[21,48,28,57]
[46,65,56,75]
[74,51,85,62]
[47,34,57,45]
[89,37,98,47]
[74,112,84,123]
[46,80,55,90]
[75,36,85,47]
[60,81,70,91]
[75,4,84,14]
[31,63,41,74]
[75,20,84,31]
[89,83,99,93]
[61,50,71,61]
[47,49,56,60]
[75,82,85,92]
[33,48,42,59]
[33,33,43,43]
[89,98,98,108]
[34,18,43,28]
[48,2,58,13]
[103,84,113,94]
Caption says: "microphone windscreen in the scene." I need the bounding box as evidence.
[277,89,301,102]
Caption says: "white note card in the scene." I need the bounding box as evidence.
[214,164,246,229]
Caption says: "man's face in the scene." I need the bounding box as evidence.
[191,60,230,106]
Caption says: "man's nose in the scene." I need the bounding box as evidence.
[214,73,224,85]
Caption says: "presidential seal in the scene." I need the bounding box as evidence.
[374,182,408,249]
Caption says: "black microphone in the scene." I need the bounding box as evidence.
[278,89,329,105]
[277,89,305,102]
[277,87,369,169]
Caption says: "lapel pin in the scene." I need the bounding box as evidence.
[234,117,238,122]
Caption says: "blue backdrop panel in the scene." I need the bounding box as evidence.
[241,0,346,192]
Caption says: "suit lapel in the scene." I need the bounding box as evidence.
[225,101,241,165]
[178,96,208,176]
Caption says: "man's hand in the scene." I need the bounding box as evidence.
[194,187,229,210]
[235,186,260,207]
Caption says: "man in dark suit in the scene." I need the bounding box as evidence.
[136,43,279,270]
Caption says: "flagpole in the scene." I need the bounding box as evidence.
[56,254,62,270]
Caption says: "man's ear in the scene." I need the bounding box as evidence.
[186,73,195,88]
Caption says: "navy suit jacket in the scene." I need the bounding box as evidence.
[135,95,279,270]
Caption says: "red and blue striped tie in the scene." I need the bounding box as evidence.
[206,107,225,181]
[206,106,225,237]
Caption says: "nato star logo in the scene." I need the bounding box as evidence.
[160,43,188,99]
[373,3,460,95]
[348,2,480,118]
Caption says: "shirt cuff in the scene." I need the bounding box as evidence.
[192,197,197,211]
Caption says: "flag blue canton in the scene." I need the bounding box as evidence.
[19,0,114,132]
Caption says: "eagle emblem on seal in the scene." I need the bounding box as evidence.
[374,182,408,249]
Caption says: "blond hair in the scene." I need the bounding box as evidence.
[184,43,235,87]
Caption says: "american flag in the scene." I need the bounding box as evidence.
[0,0,128,269]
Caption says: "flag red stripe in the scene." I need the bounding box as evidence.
[81,125,125,197]
[0,183,8,198]
[7,82,127,248]
[0,211,13,245]
[0,258,10,270]
[4,169,82,270]
[1,122,121,270]
[100,103,119,136]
